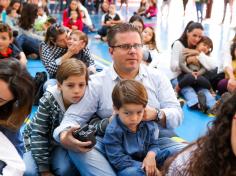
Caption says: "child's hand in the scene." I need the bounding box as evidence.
[142,151,157,176]
[192,72,198,79]
[71,25,78,30]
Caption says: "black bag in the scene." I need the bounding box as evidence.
[34,71,48,105]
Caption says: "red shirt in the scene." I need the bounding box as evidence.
[64,18,83,31]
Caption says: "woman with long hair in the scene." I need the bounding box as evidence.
[165,90,236,175]
[0,59,34,175]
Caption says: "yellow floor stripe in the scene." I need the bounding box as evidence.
[92,54,112,66]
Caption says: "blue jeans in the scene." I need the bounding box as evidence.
[181,86,216,109]
[117,149,170,176]
[16,34,40,55]
[23,146,78,176]
[171,78,216,109]
[68,136,185,176]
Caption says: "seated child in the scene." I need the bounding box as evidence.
[23,59,87,176]
[176,36,213,93]
[66,30,96,74]
[34,6,48,32]
[96,4,123,41]
[142,26,159,65]
[144,0,157,19]
[103,80,170,176]
[0,23,27,65]
[64,10,83,31]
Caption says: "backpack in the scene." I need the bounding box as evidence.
[33,71,48,105]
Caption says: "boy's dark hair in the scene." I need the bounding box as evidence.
[107,23,142,47]
[70,30,88,47]
[0,23,12,38]
[112,80,148,109]
[200,36,213,55]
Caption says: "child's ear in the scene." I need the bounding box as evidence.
[113,105,118,114]
[57,82,62,91]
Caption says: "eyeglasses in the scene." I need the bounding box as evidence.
[110,43,143,50]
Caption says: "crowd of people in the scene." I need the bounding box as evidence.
[0,0,236,175]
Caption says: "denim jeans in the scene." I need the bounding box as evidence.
[16,34,40,55]
[68,136,185,176]
[23,146,79,176]
[181,86,216,109]
[171,78,216,109]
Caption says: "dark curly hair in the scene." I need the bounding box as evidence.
[165,91,236,175]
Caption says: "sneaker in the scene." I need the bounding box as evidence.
[208,92,232,116]
[94,34,101,39]
[197,91,207,113]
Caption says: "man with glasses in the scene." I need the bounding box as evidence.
[54,23,184,176]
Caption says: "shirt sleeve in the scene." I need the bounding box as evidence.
[28,94,53,172]
[171,41,184,74]
[103,128,142,171]
[155,71,183,128]
[147,123,161,155]
[198,52,217,71]
[40,42,59,78]
[0,132,25,176]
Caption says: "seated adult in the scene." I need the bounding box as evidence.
[165,90,236,175]
[40,24,93,79]
[16,3,43,57]
[171,21,216,113]
[53,23,185,176]
[0,59,34,175]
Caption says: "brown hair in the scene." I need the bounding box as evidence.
[45,24,66,45]
[107,23,142,47]
[70,30,88,47]
[56,58,88,84]
[199,36,213,55]
[0,23,12,38]
[112,80,148,109]
[0,59,35,131]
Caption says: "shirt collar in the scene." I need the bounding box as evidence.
[110,64,148,81]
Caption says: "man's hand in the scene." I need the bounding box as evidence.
[41,171,54,176]
[143,106,157,121]
[192,72,198,79]
[227,79,236,93]
[142,151,158,176]
[60,126,93,153]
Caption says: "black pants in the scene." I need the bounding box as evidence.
[178,73,211,90]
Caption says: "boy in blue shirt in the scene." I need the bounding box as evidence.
[103,80,170,176]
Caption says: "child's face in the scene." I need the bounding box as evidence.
[196,42,211,54]
[70,11,78,20]
[142,27,153,44]
[67,33,85,49]
[0,32,12,52]
[115,103,145,132]
[37,7,44,16]
[58,74,87,107]
[109,5,116,15]
[132,21,143,33]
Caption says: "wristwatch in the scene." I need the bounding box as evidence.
[156,109,164,122]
